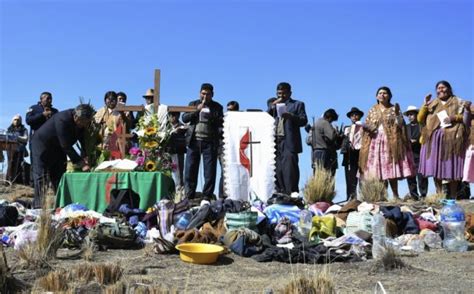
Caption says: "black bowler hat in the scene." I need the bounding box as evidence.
[346,107,364,118]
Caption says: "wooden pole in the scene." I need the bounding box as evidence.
[154,69,161,114]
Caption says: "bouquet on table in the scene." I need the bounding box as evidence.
[129,113,174,175]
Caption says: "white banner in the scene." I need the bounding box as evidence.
[223,111,276,202]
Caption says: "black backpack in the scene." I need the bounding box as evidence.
[88,222,139,250]
[0,205,19,227]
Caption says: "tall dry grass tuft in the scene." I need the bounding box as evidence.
[1,246,8,292]
[82,237,96,261]
[34,263,124,292]
[36,204,64,259]
[143,243,156,257]
[17,195,64,268]
[424,193,445,207]
[93,263,123,285]
[372,246,407,272]
[304,164,336,204]
[282,266,336,294]
[74,263,95,283]
[313,266,336,294]
[104,281,127,294]
[359,177,387,203]
[34,269,69,292]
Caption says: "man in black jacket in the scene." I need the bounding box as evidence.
[167,111,187,190]
[182,83,224,200]
[267,82,308,195]
[340,107,364,201]
[31,104,94,208]
[404,106,428,199]
[26,92,59,139]
[308,108,341,176]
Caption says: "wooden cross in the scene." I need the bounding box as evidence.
[114,69,197,158]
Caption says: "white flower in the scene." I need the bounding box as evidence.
[143,115,152,125]
[135,130,145,137]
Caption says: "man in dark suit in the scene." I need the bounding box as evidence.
[31,104,94,208]
[167,111,187,190]
[182,83,224,200]
[26,92,59,159]
[267,82,308,195]
[340,107,364,201]
[404,106,428,199]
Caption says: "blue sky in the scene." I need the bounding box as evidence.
[1,0,472,201]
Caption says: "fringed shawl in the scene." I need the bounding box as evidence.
[420,96,467,160]
[359,104,410,172]
[470,106,474,146]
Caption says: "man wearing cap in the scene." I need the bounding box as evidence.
[404,105,428,199]
[31,104,94,208]
[268,82,308,195]
[135,88,155,123]
[182,83,224,200]
[340,107,364,200]
[307,108,340,176]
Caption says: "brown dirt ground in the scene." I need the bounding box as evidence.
[2,184,474,293]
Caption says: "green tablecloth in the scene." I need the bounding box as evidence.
[56,171,175,212]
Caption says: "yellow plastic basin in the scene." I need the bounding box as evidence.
[175,243,224,264]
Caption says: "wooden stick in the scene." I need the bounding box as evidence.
[154,69,161,114]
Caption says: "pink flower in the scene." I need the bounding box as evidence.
[136,156,145,166]
[170,162,178,171]
[129,147,141,156]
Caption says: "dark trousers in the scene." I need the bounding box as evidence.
[275,140,299,195]
[447,182,471,200]
[407,153,428,198]
[32,148,66,208]
[344,163,358,201]
[184,139,218,199]
[313,149,337,176]
[7,149,25,184]
[171,152,185,188]
[218,151,226,198]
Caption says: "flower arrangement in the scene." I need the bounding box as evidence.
[129,114,174,175]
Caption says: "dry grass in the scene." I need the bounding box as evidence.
[104,281,127,294]
[143,243,156,257]
[304,164,336,204]
[359,177,387,203]
[82,237,97,261]
[424,193,445,206]
[34,262,124,292]
[0,183,34,203]
[1,246,30,292]
[372,246,407,272]
[17,199,64,269]
[104,281,178,294]
[34,269,69,292]
[105,278,177,294]
[282,266,336,294]
[1,246,8,292]
[388,196,401,204]
[92,263,123,285]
